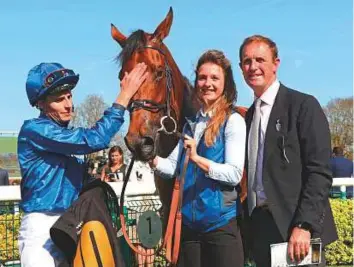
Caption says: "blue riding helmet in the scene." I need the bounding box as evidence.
[26,62,80,106]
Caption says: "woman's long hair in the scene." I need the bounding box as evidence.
[108,146,124,167]
[194,50,237,146]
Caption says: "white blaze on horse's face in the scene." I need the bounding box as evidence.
[196,63,225,109]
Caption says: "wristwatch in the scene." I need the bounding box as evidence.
[295,222,312,232]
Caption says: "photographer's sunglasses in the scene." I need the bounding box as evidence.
[44,69,75,87]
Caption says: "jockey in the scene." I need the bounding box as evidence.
[18,62,147,267]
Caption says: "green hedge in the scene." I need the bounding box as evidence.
[0,213,21,262]
[0,200,352,265]
[325,199,353,266]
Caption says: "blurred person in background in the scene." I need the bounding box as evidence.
[0,160,9,186]
[101,146,127,182]
[330,146,353,178]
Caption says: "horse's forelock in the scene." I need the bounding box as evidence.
[117,30,147,66]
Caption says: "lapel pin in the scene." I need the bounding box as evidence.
[276,119,281,132]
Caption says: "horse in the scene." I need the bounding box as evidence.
[111,8,196,162]
[110,6,199,256]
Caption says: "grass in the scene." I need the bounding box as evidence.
[0,137,17,153]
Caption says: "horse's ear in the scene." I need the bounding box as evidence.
[152,7,173,42]
[111,23,127,48]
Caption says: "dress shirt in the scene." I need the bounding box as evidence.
[156,109,246,186]
[250,79,280,204]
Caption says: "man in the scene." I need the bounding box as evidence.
[330,146,353,178]
[18,62,147,267]
[239,35,337,267]
[0,162,9,186]
[330,146,353,198]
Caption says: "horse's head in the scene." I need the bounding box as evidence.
[111,8,195,162]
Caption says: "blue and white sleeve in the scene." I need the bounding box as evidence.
[208,112,246,186]
[155,139,184,179]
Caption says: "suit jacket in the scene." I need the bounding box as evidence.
[245,84,337,245]
[0,168,9,186]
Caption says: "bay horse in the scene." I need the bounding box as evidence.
[111,8,197,164]
[111,7,198,261]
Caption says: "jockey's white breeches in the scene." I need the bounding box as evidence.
[18,212,65,267]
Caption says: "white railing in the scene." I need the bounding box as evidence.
[332,177,354,187]
[1,168,157,202]
[1,177,352,202]
[331,177,353,198]
[0,131,18,136]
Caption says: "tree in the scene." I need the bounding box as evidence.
[323,97,353,159]
[70,94,131,161]
[71,94,108,128]
[70,94,108,162]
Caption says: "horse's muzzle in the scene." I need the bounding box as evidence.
[125,135,156,162]
[138,136,156,161]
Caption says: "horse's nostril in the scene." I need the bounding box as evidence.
[141,136,154,146]
[139,136,155,161]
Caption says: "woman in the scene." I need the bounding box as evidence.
[101,146,126,182]
[150,50,246,267]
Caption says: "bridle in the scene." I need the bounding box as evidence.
[127,45,178,135]
[119,44,189,265]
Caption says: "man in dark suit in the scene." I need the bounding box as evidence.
[239,35,337,267]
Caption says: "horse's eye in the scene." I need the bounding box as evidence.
[155,68,164,80]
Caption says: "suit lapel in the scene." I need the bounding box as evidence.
[245,103,255,170]
[263,84,289,167]
[245,103,256,213]
[245,105,255,134]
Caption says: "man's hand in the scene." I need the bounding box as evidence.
[288,227,311,263]
[116,63,148,107]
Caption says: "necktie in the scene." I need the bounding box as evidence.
[248,98,261,214]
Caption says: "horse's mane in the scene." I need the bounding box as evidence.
[117,30,146,66]
[181,76,199,120]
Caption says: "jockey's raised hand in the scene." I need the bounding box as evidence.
[116,62,148,107]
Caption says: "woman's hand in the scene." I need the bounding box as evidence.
[101,174,108,182]
[183,134,212,173]
[183,135,199,162]
[148,156,158,170]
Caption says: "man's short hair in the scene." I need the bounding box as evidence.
[333,146,344,156]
